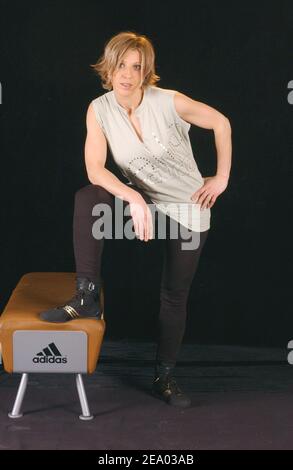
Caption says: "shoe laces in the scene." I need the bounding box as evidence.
[158,374,182,396]
[167,377,182,395]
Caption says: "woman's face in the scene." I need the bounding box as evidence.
[111,48,144,96]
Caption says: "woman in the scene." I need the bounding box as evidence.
[40,31,232,408]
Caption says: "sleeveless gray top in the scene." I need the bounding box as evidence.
[92,85,211,232]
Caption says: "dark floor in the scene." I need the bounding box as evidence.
[0,340,292,450]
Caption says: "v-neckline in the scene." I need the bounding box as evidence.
[111,87,149,146]
[127,112,144,144]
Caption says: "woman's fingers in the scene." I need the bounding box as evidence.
[139,219,144,240]
[196,189,209,205]
[133,206,143,240]
[200,193,212,210]
[206,195,216,209]
[148,210,153,240]
[145,206,154,241]
[133,220,139,238]
[131,201,153,241]
[143,210,148,241]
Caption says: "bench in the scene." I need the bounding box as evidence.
[0,272,105,420]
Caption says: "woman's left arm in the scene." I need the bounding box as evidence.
[174,92,232,210]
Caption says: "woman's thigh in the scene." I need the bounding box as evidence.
[80,183,155,239]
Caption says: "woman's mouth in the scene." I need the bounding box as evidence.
[120,83,132,89]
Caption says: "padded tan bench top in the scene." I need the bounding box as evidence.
[0,272,105,373]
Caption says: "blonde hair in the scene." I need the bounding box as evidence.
[90,31,160,90]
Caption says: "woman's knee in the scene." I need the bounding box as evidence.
[74,184,113,205]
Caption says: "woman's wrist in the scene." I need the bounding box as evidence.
[215,173,230,181]
[126,188,144,204]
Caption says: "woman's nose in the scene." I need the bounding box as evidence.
[122,68,132,78]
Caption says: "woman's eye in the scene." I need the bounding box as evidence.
[119,63,141,70]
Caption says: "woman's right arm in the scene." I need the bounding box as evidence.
[84,103,153,241]
[85,103,139,203]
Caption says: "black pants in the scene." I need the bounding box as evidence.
[73,184,209,366]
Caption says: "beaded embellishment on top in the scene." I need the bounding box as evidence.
[126,121,197,187]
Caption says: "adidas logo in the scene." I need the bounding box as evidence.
[32,342,67,364]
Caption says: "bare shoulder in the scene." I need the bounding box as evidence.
[86,101,105,137]
[159,87,192,112]
[86,101,96,123]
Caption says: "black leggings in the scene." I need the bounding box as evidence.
[73,184,209,366]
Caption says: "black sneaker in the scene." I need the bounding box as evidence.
[39,277,103,323]
[152,363,191,408]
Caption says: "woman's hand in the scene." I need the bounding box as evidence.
[190,175,229,210]
[129,193,153,241]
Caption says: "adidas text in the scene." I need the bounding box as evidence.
[33,356,67,364]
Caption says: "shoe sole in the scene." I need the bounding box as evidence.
[151,389,191,408]
[39,309,104,323]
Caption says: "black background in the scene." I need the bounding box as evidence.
[0,0,292,347]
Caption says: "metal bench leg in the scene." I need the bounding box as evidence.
[75,373,93,421]
[8,373,28,419]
